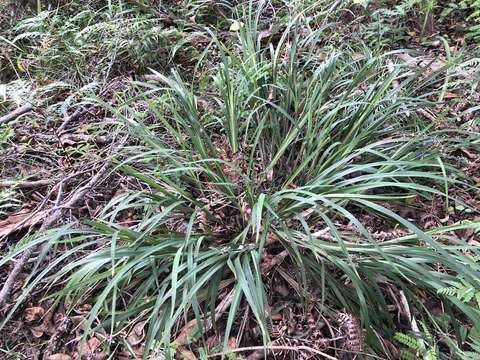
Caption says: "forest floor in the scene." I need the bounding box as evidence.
[0,1,479,359]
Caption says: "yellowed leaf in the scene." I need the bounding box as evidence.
[17,57,26,73]
[229,20,243,32]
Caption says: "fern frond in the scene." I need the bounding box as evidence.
[395,332,421,352]
[438,279,480,306]
[419,321,433,343]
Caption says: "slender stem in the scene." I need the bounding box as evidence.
[207,345,338,360]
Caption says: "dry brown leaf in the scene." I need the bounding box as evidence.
[76,304,92,313]
[31,324,46,338]
[54,311,65,325]
[258,28,273,41]
[227,337,237,350]
[174,318,198,345]
[83,336,101,353]
[48,355,72,360]
[0,209,50,236]
[78,336,107,360]
[114,354,130,360]
[71,315,87,333]
[127,320,147,346]
[24,306,45,322]
[274,284,290,297]
[443,92,459,99]
[351,52,365,61]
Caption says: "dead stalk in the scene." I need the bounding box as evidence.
[0,103,33,125]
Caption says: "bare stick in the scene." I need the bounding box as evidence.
[0,104,33,125]
[0,163,110,308]
[208,345,338,360]
[0,179,53,189]
[56,106,86,135]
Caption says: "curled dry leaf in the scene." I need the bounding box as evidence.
[81,336,101,354]
[24,306,45,322]
[31,324,47,338]
[75,303,92,314]
[71,315,87,331]
[127,320,147,346]
[78,336,107,360]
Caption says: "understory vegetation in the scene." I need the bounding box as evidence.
[0,0,479,359]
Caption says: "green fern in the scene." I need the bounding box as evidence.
[425,347,439,360]
[395,323,439,360]
[419,321,434,344]
[395,332,421,352]
[438,279,480,307]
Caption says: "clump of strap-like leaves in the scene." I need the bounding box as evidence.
[2,2,480,359]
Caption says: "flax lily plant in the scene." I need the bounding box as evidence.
[2,4,479,359]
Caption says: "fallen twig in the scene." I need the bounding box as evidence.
[0,163,111,308]
[29,133,111,145]
[208,345,338,360]
[0,171,86,242]
[0,103,33,125]
[0,179,53,189]
[56,106,86,135]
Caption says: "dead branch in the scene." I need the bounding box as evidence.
[29,133,111,145]
[56,106,86,135]
[0,103,33,125]
[0,170,85,240]
[0,163,111,309]
[0,179,53,189]
[136,74,169,85]
[209,345,338,360]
